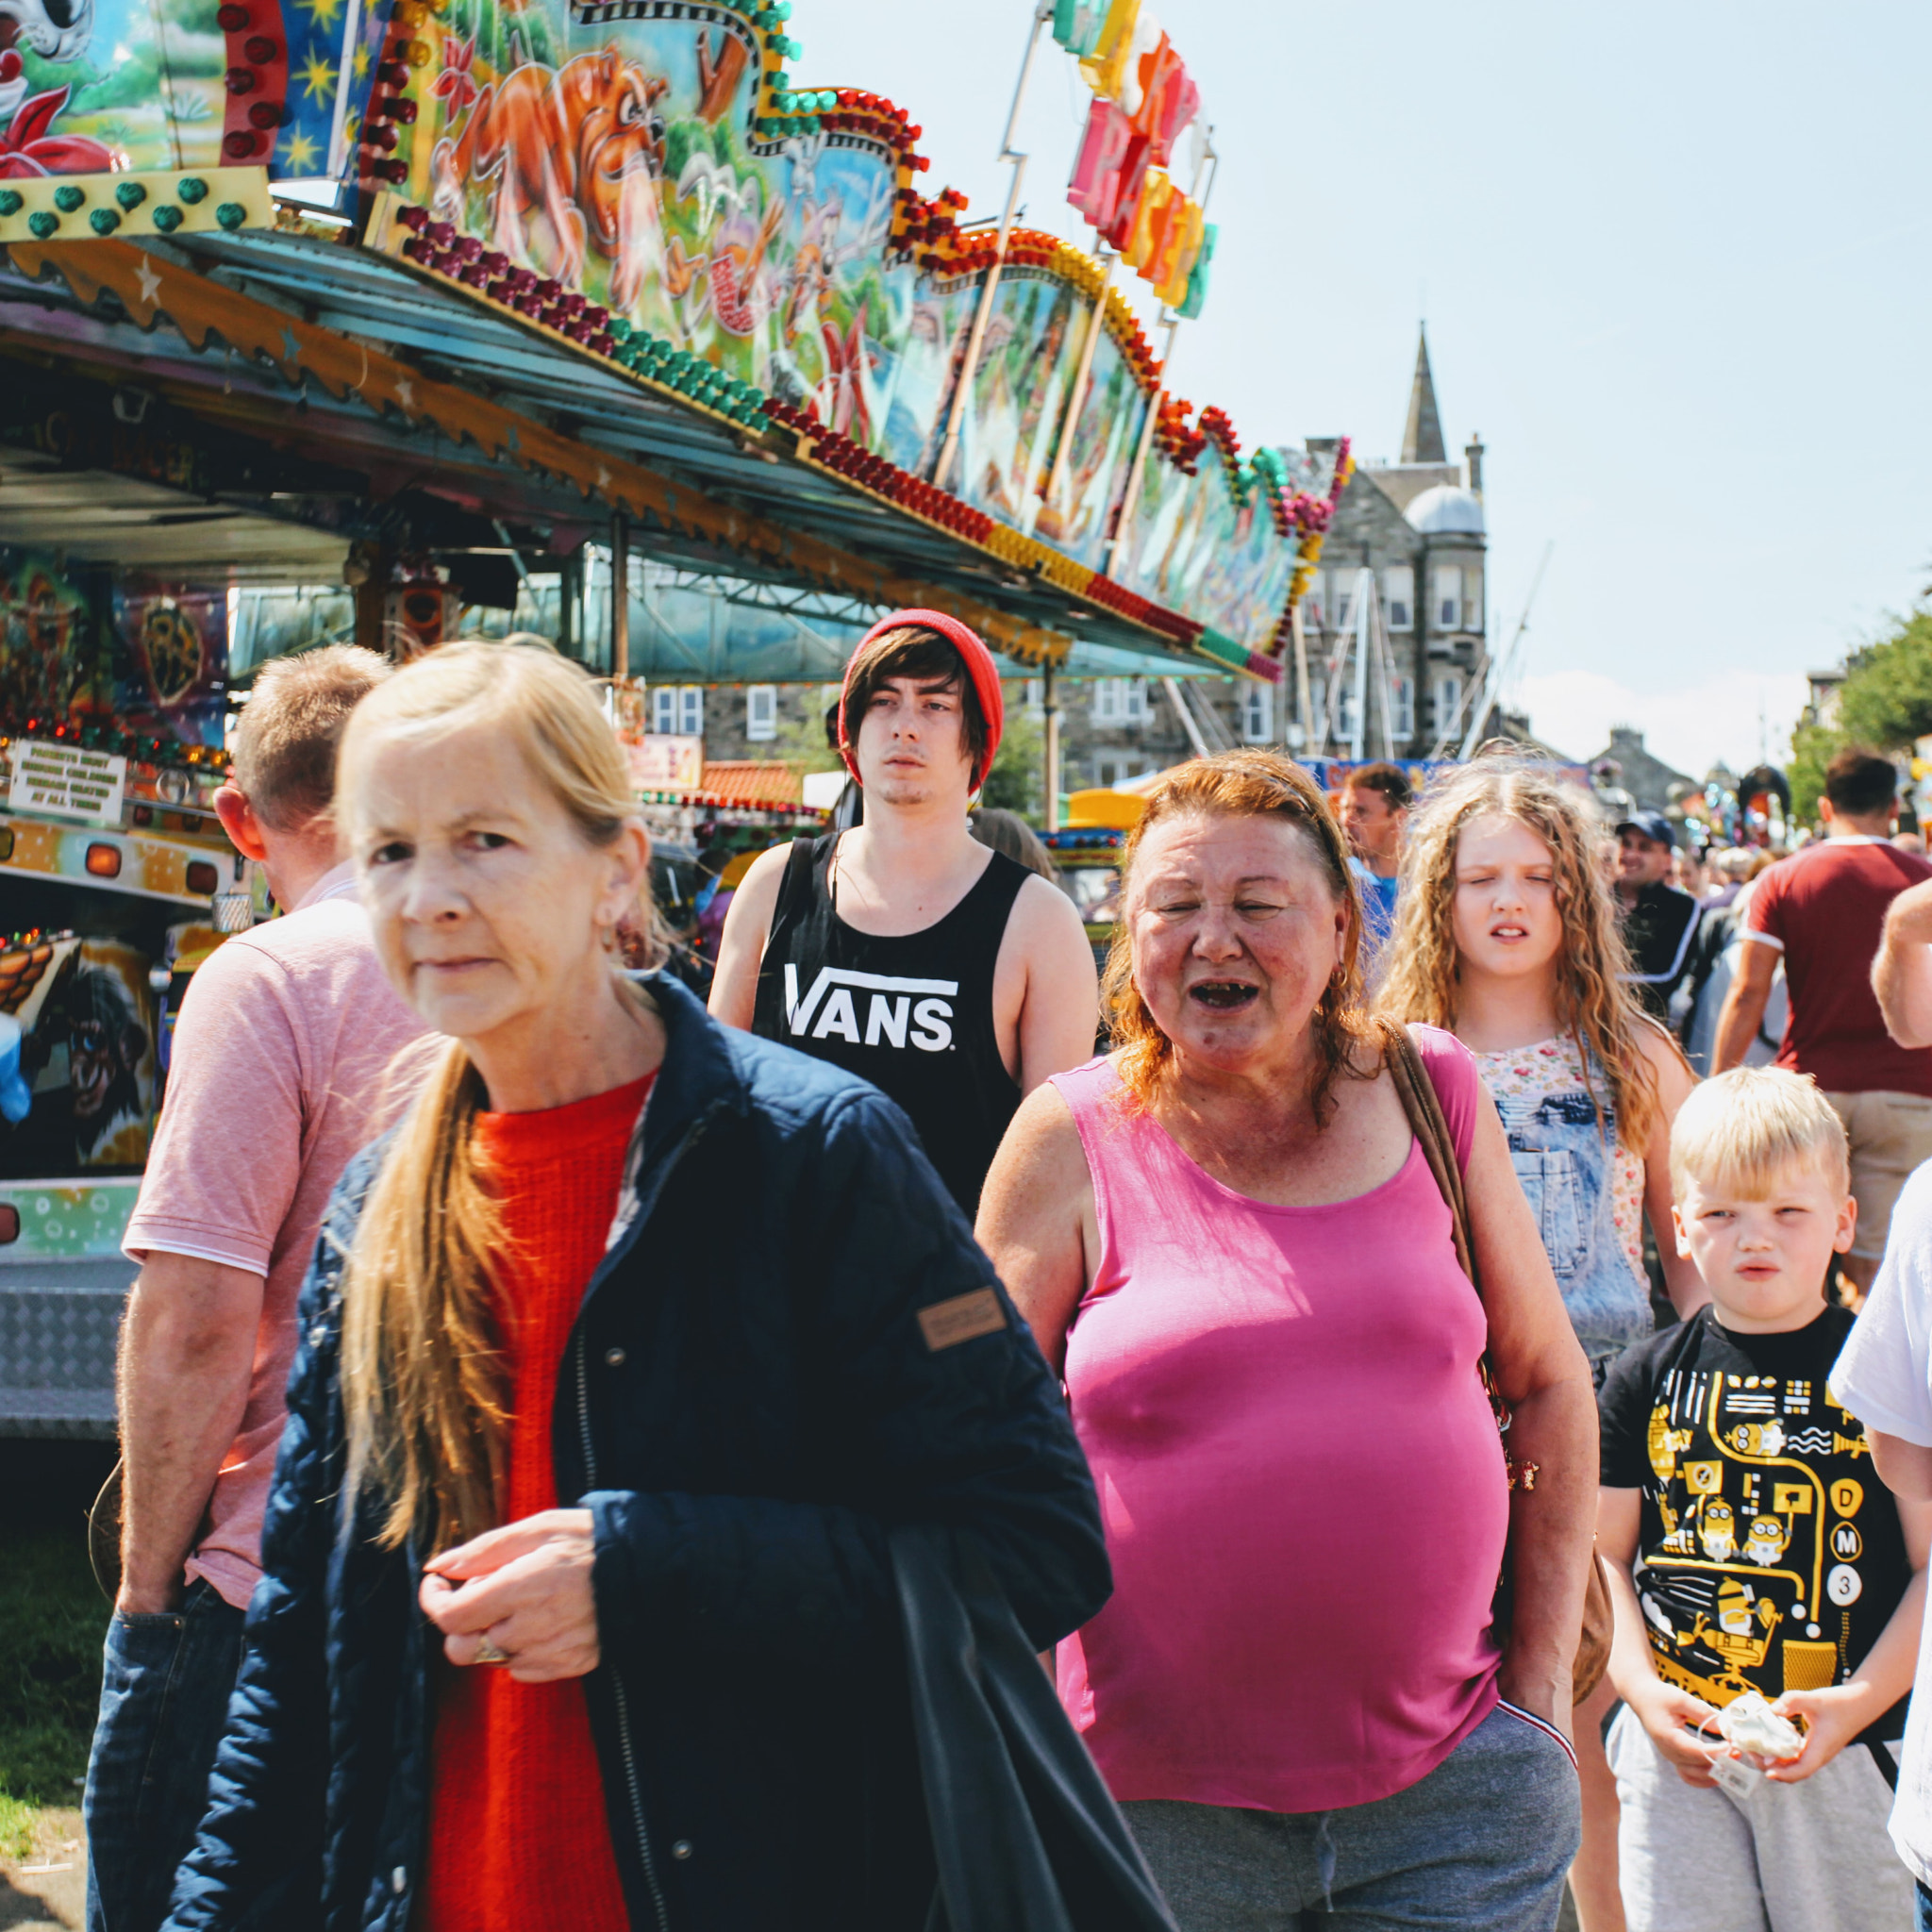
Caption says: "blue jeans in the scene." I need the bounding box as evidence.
[1917,1877,1932,1931]
[84,1578,247,1932]
[1122,1699,1581,1930]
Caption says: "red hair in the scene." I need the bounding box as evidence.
[1102,750,1373,1121]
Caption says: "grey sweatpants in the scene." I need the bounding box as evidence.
[1607,1703,1912,1931]
[1121,1699,1580,1931]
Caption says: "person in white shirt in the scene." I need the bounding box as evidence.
[1829,1164,1932,1925]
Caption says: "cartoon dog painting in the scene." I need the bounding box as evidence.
[430,46,670,308]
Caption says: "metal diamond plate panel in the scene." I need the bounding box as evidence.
[0,1257,135,1440]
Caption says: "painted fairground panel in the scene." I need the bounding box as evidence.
[873,272,975,478]
[1117,454,1292,650]
[0,0,355,180]
[0,553,112,728]
[1034,325,1148,567]
[415,3,913,427]
[0,553,227,748]
[942,268,1079,541]
[111,585,228,746]
[0,0,200,175]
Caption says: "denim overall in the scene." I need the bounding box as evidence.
[1484,1042,1652,1365]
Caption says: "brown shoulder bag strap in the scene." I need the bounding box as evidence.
[1378,1019,1614,1702]
[1376,1017,1479,1296]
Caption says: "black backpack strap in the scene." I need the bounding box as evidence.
[773,833,823,923]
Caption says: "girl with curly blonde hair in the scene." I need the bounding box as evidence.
[1377,749,1699,1932]
[1378,753,1700,1345]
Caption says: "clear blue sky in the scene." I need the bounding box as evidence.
[797,1,1932,774]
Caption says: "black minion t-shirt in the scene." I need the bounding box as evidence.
[1599,1305,1910,1739]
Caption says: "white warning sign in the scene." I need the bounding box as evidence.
[8,740,127,825]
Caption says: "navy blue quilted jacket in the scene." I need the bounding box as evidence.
[161,974,1109,1932]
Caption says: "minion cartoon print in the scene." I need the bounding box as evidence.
[1602,1323,1913,1714]
[1698,1498,1738,1564]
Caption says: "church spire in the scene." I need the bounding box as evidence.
[1401,325,1446,465]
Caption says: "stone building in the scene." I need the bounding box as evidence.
[1584,724,1697,818]
[1296,327,1491,757]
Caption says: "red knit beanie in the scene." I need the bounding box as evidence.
[837,608,1006,791]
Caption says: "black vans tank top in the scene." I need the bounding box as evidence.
[750,833,1027,1216]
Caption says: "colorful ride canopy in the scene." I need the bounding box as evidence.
[2,0,1341,675]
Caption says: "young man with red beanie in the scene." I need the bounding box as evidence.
[711,610,1097,1215]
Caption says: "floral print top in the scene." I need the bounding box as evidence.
[1474,1034,1647,1278]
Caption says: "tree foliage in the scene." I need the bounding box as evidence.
[1788,608,1932,824]
[980,706,1043,818]
[1832,610,1932,752]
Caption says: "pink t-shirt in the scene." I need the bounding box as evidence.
[124,867,425,1608]
[1050,1025,1507,1813]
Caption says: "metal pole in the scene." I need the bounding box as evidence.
[610,511,629,681]
[1349,567,1371,761]
[325,0,364,179]
[1162,675,1211,759]
[1102,130,1217,575]
[1042,251,1113,509]
[932,0,1052,492]
[1371,583,1396,760]
[1041,663,1060,829]
[1103,312,1177,574]
[1291,604,1314,757]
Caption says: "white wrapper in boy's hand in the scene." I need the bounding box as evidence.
[1717,1690,1807,1763]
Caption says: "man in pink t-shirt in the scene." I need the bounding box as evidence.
[1714,746,1932,1297]
[86,646,425,1932]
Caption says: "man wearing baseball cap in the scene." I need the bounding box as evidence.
[710,610,1097,1216]
[1614,808,1701,1020]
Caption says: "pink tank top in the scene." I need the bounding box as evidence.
[1050,1025,1507,1812]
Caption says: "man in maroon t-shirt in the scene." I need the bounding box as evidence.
[1715,747,1932,1294]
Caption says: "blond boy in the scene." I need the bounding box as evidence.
[1596,1067,1929,1931]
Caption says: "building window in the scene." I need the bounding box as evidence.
[1391,675,1414,741]
[1022,678,1044,713]
[1304,572,1326,631]
[1434,566,1462,631]
[1095,755,1152,789]
[1382,566,1413,632]
[1091,677,1147,724]
[746,685,776,741]
[1433,673,1463,736]
[1241,683,1274,742]
[654,685,704,736]
[1334,575,1356,632]
[1463,565,1483,631]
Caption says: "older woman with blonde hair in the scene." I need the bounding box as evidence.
[160,640,1108,1932]
[1375,750,1700,1932]
[978,748,1597,1931]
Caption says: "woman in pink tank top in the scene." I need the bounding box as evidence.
[978,751,1598,1931]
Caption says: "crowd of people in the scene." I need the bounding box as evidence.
[79,613,1932,1932]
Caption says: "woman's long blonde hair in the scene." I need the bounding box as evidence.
[1375,750,1666,1149]
[1102,749,1373,1122]
[336,640,646,1554]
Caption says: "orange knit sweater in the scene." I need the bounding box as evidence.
[422,1073,654,1932]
